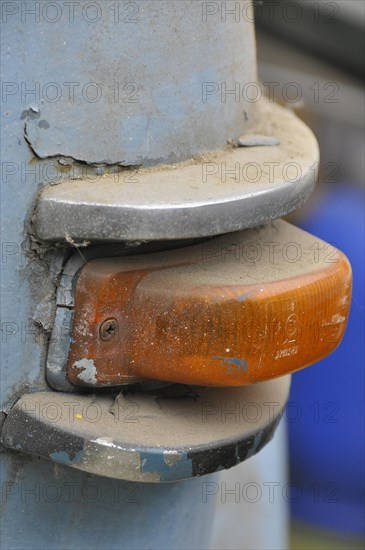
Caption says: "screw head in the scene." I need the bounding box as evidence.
[99,318,118,341]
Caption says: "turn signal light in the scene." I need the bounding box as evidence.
[66,220,351,387]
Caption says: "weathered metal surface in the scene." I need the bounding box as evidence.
[1,377,289,482]
[34,100,319,241]
[14,0,256,166]
[0,452,218,550]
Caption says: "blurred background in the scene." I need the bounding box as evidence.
[254,0,364,548]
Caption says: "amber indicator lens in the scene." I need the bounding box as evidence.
[66,220,351,387]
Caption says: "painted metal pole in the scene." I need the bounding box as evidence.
[1,2,294,548]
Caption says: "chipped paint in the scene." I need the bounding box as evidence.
[92,437,123,449]
[237,134,280,147]
[236,289,254,302]
[140,450,192,482]
[20,106,40,120]
[163,451,181,467]
[212,356,248,376]
[323,313,347,325]
[49,450,82,465]
[2,384,288,482]
[83,443,161,483]
[73,358,97,385]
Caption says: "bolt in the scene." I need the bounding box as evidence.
[100,318,118,341]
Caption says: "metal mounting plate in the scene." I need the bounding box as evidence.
[1,377,289,482]
[34,100,319,242]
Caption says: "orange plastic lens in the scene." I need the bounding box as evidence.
[66,221,352,387]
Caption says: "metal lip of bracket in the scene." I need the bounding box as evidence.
[0,377,290,483]
[33,100,319,243]
[46,253,84,392]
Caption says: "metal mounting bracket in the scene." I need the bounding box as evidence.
[33,100,319,242]
[1,377,290,482]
